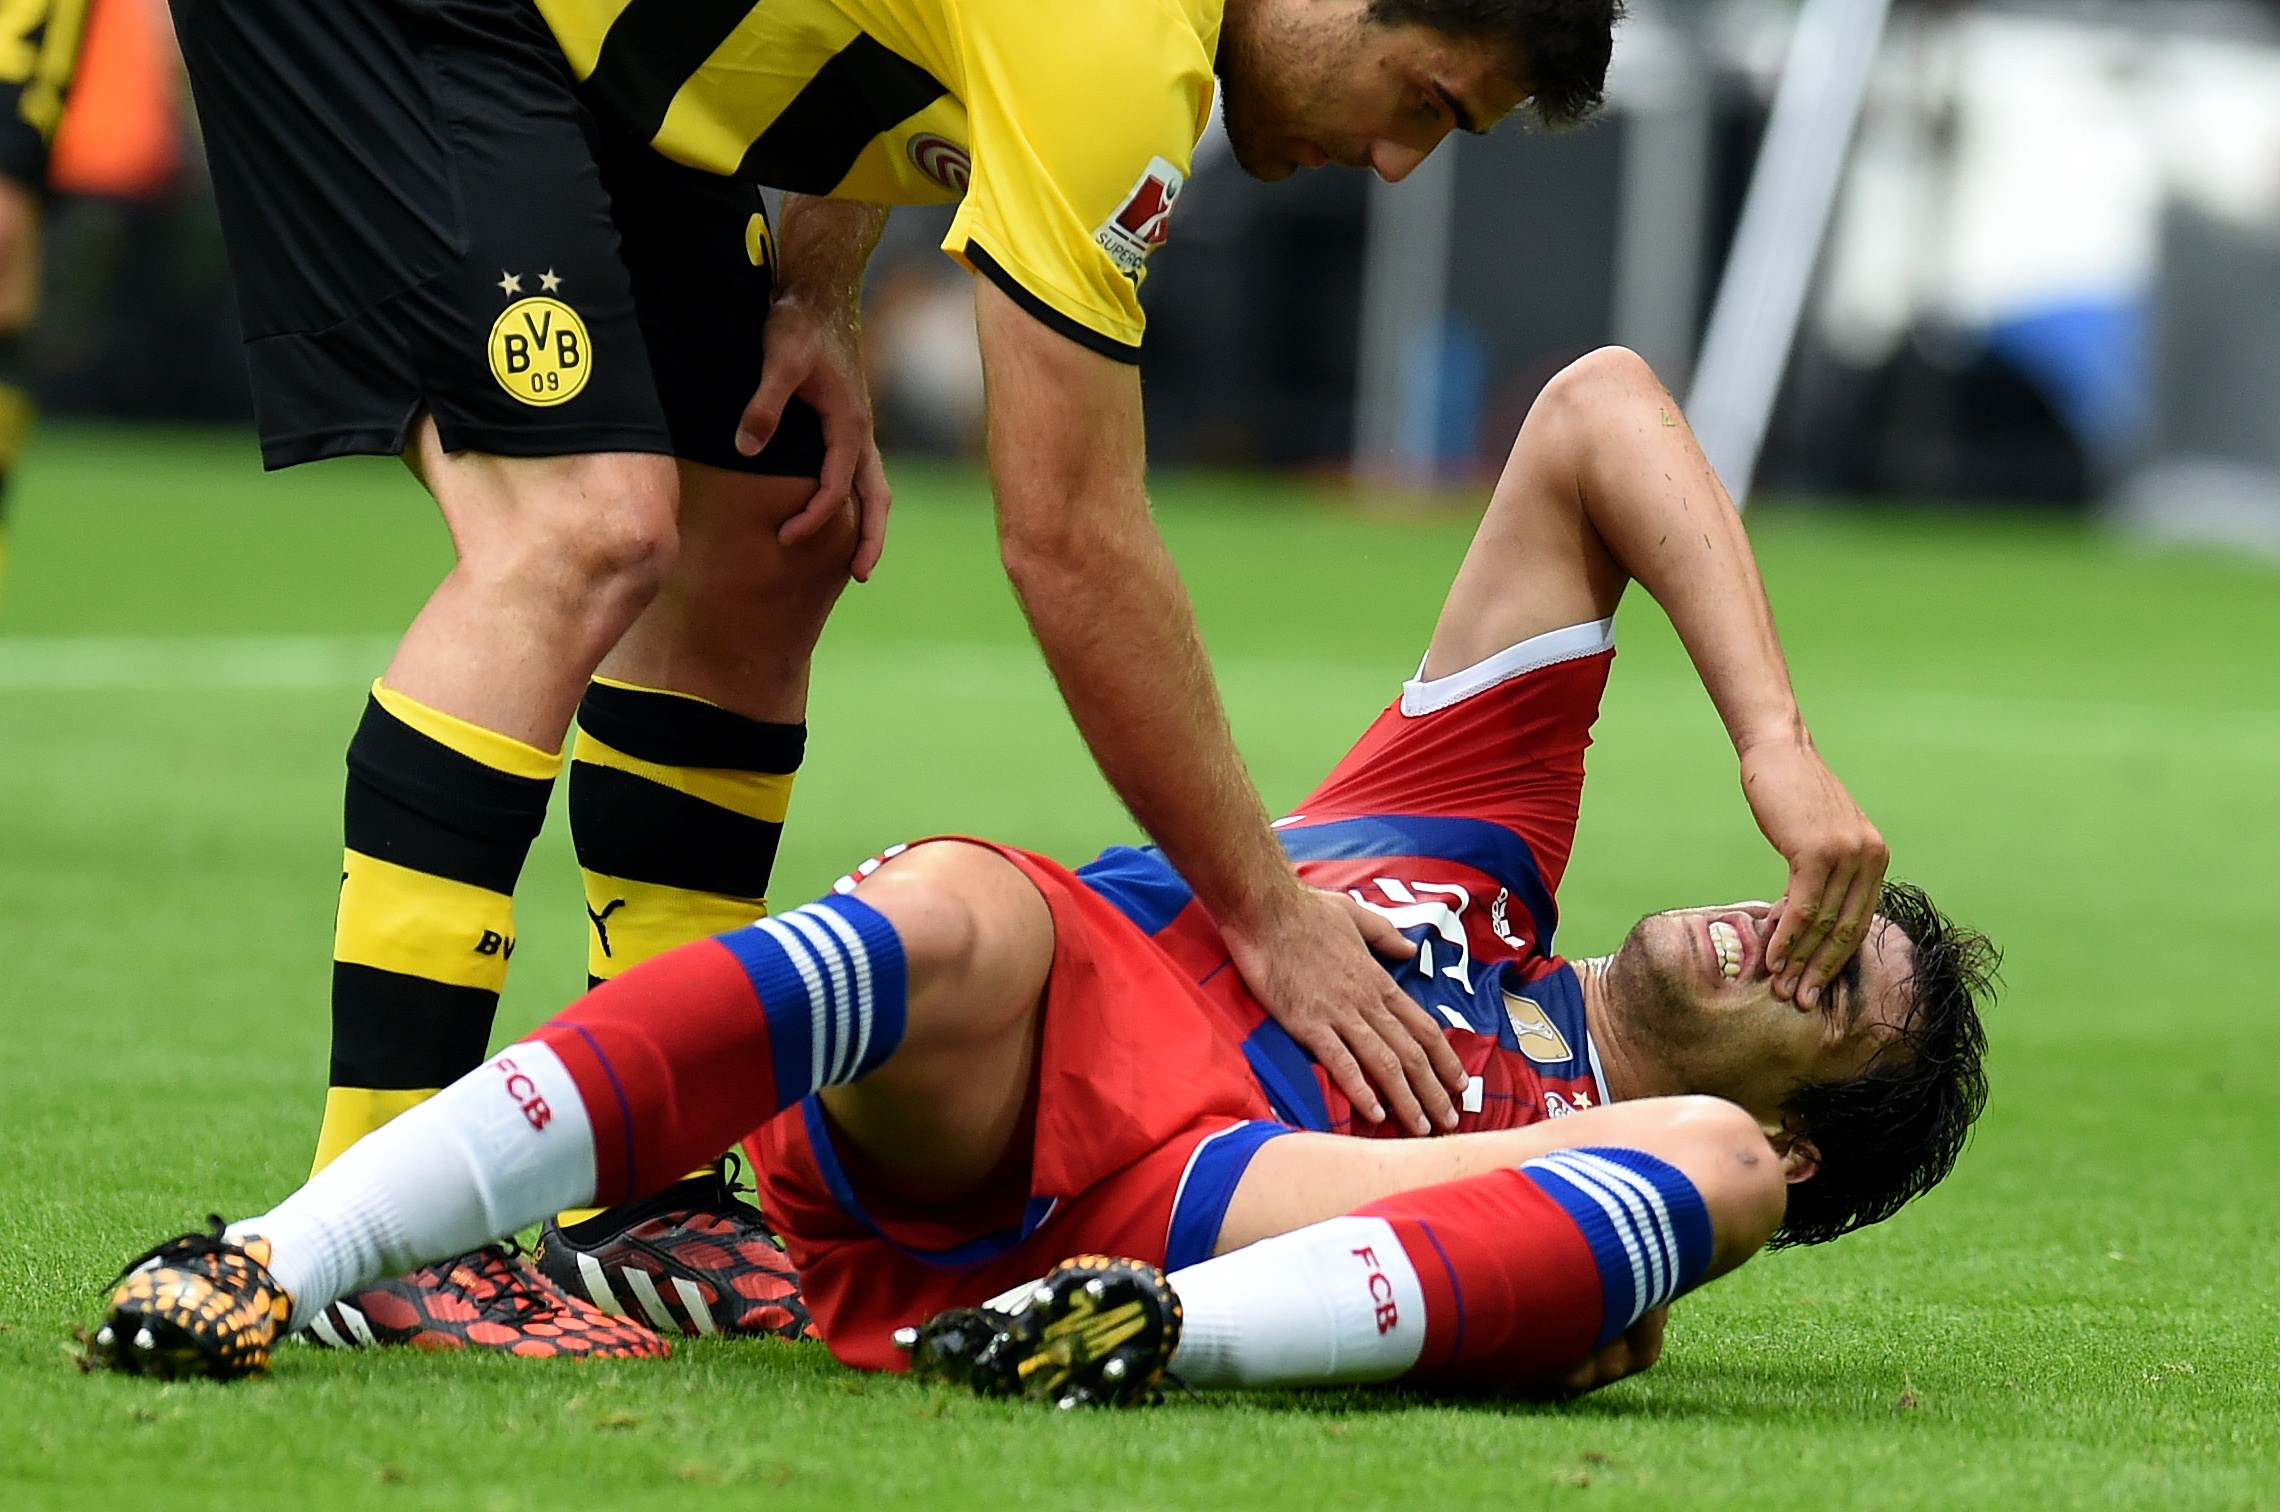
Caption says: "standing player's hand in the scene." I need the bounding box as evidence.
[1223,887,1468,1137]
[1741,735,1889,1009]
[738,288,893,582]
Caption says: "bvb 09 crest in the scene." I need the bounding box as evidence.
[488,296,592,407]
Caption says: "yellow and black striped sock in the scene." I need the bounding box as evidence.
[0,333,36,605]
[569,678,803,985]
[565,678,802,1218]
[310,681,562,1174]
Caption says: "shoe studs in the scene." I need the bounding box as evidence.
[892,1326,920,1351]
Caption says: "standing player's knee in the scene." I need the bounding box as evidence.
[451,453,682,629]
[668,471,853,637]
[553,465,680,603]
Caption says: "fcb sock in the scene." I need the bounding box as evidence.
[232,1042,597,1331]
[239,894,903,1326]
[1167,1148,1712,1392]
[0,332,35,605]
[569,678,804,985]
[311,682,561,1174]
[530,893,907,1206]
[1166,1214,1430,1388]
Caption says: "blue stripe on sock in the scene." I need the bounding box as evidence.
[714,915,822,1106]
[1585,1146,1713,1293]
[713,893,909,1105]
[812,893,907,1079]
[1521,1146,1712,1348]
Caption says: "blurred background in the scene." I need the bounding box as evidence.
[32,0,2280,546]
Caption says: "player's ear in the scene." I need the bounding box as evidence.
[1760,1120,1821,1185]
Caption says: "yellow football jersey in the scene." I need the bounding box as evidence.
[535,0,1222,360]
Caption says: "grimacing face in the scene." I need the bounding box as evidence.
[1605,902,1919,1149]
[1217,3,1528,183]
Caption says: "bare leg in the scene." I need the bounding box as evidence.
[310,426,685,1173]
[1158,1099,1785,1395]
[224,842,1055,1330]
[1220,1095,1786,1283]
[394,418,679,746]
[596,460,855,721]
[548,465,851,1235]
[822,843,1057,1196]
[561,462,852,1015]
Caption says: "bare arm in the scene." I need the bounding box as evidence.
[739,194,893,579]
[1429,347,1885,1006]
[975,278,1465,1132]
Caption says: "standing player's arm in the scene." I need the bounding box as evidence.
[1557,350,1885,1007]
[974,278,1466,1134]
[739,194,893,580]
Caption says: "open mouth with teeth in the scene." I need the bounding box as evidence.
[1703,913,1765,984]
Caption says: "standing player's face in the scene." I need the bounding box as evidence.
[1217,5,1525,183]
[1604,903,1918,1125]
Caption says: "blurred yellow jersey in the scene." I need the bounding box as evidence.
[535,0,1222,361]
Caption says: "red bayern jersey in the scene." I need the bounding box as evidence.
[1074,637,1619,1138]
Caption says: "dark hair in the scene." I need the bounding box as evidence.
[1771,881,1997,1248]
[1364,0,1625,128]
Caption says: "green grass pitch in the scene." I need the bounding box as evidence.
[2,427,2276,1509]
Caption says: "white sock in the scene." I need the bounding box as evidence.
[1166,1215,1429,1389]
[227,1043,597,1331]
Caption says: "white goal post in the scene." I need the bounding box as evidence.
[1686,0,1895,509]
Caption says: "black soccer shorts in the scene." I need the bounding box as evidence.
[171,0,825,476]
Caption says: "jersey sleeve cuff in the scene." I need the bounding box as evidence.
[965,243,1142,365]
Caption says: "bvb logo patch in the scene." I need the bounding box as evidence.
[488,296,591,407]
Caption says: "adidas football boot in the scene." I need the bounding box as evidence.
[535,1165,814,1340]
[85,1217,289,1381]
[304,1243,668,1359]
[899,1255,1184,1409]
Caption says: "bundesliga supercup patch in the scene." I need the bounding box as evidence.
[487,270,592,408]
[1503,993,1574,1064]
[1094,157,1185,284]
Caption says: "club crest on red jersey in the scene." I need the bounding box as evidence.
[1095,156,1186,282]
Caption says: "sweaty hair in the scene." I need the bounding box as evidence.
[1772,881,1997,1248]
[1364,0,1624,128]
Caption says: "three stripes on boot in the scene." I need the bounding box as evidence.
[568,1254,721,1337]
